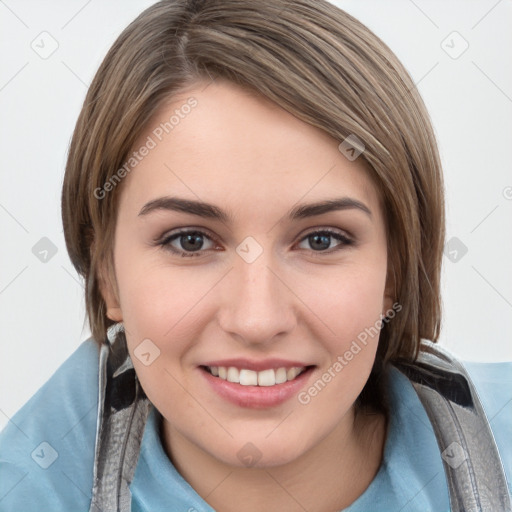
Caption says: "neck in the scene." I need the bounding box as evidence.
[161,407,387,512]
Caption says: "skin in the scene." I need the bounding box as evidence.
[101,78,393,511]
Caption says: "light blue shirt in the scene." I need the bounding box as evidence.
[1,339,511,511]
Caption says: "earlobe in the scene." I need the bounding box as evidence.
[382,294,394,317]
[382,260,397,316]
[98,264,123,323]
[106,306,123,323]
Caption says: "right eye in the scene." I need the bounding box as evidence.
[158,229,220,257]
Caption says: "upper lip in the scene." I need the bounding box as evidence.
[200,358,313,372]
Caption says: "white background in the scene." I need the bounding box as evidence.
[1,0,511,431]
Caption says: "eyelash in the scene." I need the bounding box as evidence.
[156,228,354,258]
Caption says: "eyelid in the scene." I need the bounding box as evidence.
[299,226,353,241]
[156,226,354,257]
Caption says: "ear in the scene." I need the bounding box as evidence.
[382,262,396,317]
[382,292,394,317]
[98,261,123,323]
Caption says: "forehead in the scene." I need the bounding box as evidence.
[118,79,381,222]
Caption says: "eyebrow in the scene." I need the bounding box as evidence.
[138,196,372,222]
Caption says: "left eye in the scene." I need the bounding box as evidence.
[158,228,353,257]
[297,230,353,252]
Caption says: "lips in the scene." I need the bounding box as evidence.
[199,358,315,408]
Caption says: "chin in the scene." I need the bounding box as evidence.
[211,431,313,470]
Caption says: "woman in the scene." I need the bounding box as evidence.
[0,1,510,511]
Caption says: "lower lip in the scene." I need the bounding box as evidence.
[200,367,314,409]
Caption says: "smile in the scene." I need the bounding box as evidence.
[199,361,315,409]
[204,365,306,386]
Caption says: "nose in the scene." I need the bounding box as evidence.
[217,249,297,347]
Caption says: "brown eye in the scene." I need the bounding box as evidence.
[159,230,217,257]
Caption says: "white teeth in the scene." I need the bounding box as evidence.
[287,367,300,380]
[258,369,276,386]
[227,367,239,383]
[239,369,258,386]
[275,367,287,384]
[206,365,306,386]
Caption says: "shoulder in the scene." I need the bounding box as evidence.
[0,339,100,511]
[461,360,512,489]
[361,357,512,511]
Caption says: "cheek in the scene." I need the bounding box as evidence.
[114,241,213,338]
[316,262,388,342]
[112,252,207,412]
[114,231,388,355]
[305,262,387,404]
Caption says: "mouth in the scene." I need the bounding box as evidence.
[198,362,316,409]
[201,365,310,386]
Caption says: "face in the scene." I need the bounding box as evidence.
[102,79,393,469]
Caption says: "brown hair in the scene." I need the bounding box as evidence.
[62,0,445,409]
